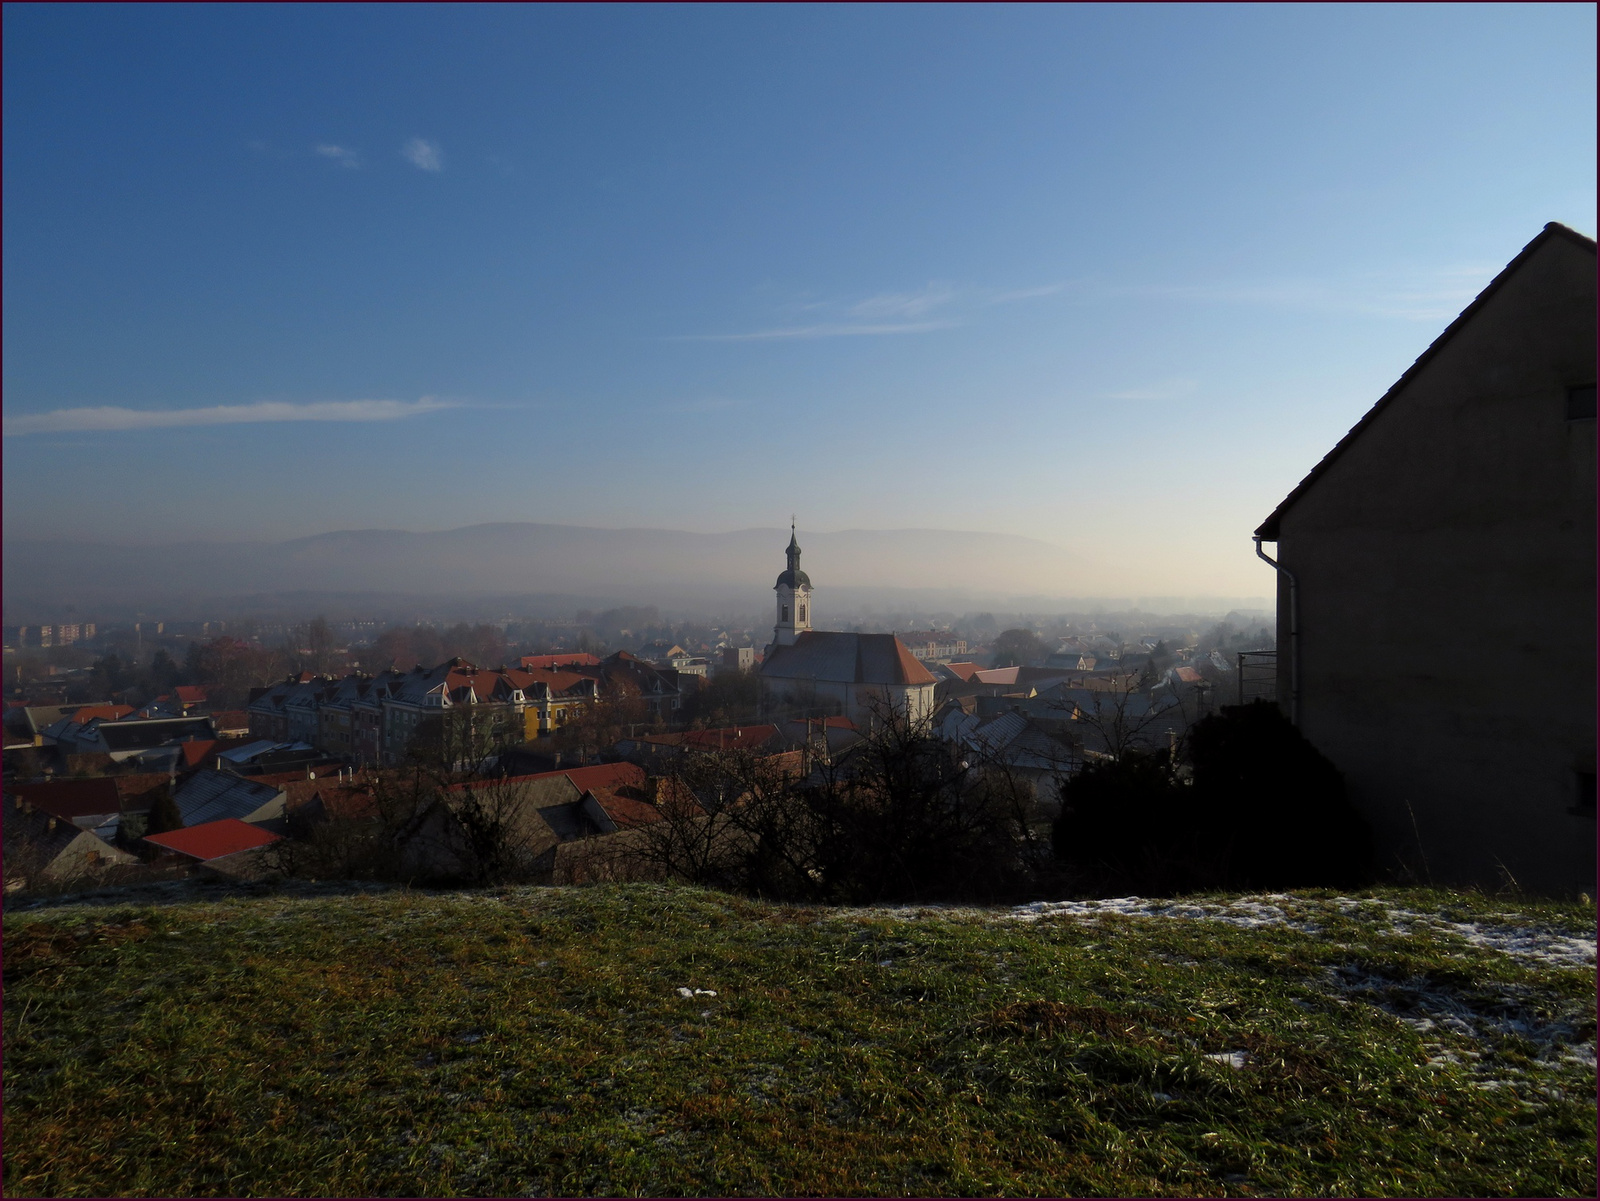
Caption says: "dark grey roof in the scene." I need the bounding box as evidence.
[173,771,284,826]
[96,717,216,752]
[1256,222,1598,540]
[761,632,938,686]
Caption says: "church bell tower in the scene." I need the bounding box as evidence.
[773,521,813,648]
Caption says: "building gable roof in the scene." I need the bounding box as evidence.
[761,632,938,686]
[1256,221,1598,540]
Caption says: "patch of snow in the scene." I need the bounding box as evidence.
[1204,1050,1249,1070]
[1007,894,1593,971]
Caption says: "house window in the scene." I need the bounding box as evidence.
[1570,769,1596,817]
[1566,385,1596,420]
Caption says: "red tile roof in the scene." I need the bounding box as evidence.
[174,686,208,705]
[560,762,646,794]
[310,783,380,821]
[113,774,175,802]
[943,662,984,682]
[144,818,282,861]
[520,653,602,670]
[648,724,780,751]
[72,704,135,725]
[180,740,218,768]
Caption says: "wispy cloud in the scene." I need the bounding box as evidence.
[679,277,1073,342]
[402,138,442,171]
[1105,378,1198,402]
[315,144,362,169]
[3,398,458,437]
[849,283,956,320]
[669,321,957,343]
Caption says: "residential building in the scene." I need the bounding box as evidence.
[1254,221,1596,894]
[4,802,140,883]
[42,714,216,762]
[896,632,970,662]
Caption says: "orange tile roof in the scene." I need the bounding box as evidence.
[174,686,208,705]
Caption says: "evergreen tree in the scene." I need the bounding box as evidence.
[145,786,183,836]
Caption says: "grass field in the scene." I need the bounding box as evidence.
[3,882,1595,1197]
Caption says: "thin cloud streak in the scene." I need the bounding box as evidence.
[1114,268,1496,322]
[669,320,958,342]
[849,283,956,319]
[3,398,458,437]
[315,144,362,168]
[402,138,443,171]
[985,283,1066,304]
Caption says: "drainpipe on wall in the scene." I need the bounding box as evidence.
[1253,536,1299,726]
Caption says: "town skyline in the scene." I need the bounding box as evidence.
[4,4,1595,599]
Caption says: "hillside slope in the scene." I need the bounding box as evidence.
[4,884,1594,1197]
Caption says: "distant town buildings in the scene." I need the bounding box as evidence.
[246,651,682,767]
[895,632,969,662]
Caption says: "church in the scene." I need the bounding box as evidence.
[758,526,938,725]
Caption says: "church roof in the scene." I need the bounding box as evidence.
[760,632,937,686]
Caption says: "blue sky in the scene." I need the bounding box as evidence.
[3,3,1594,597]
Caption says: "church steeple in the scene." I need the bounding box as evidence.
[772,519,813,648]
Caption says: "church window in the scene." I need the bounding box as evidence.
[782,605,790,622]
[799,604,806,622]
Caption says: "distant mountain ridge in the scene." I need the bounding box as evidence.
[4,522,1109,621]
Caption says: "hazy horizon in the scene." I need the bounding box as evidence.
[4,5,1594,601]
[0,519,1272,626]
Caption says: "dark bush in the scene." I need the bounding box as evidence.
[1187,700,1372,889]
[1053,701,1372,893]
